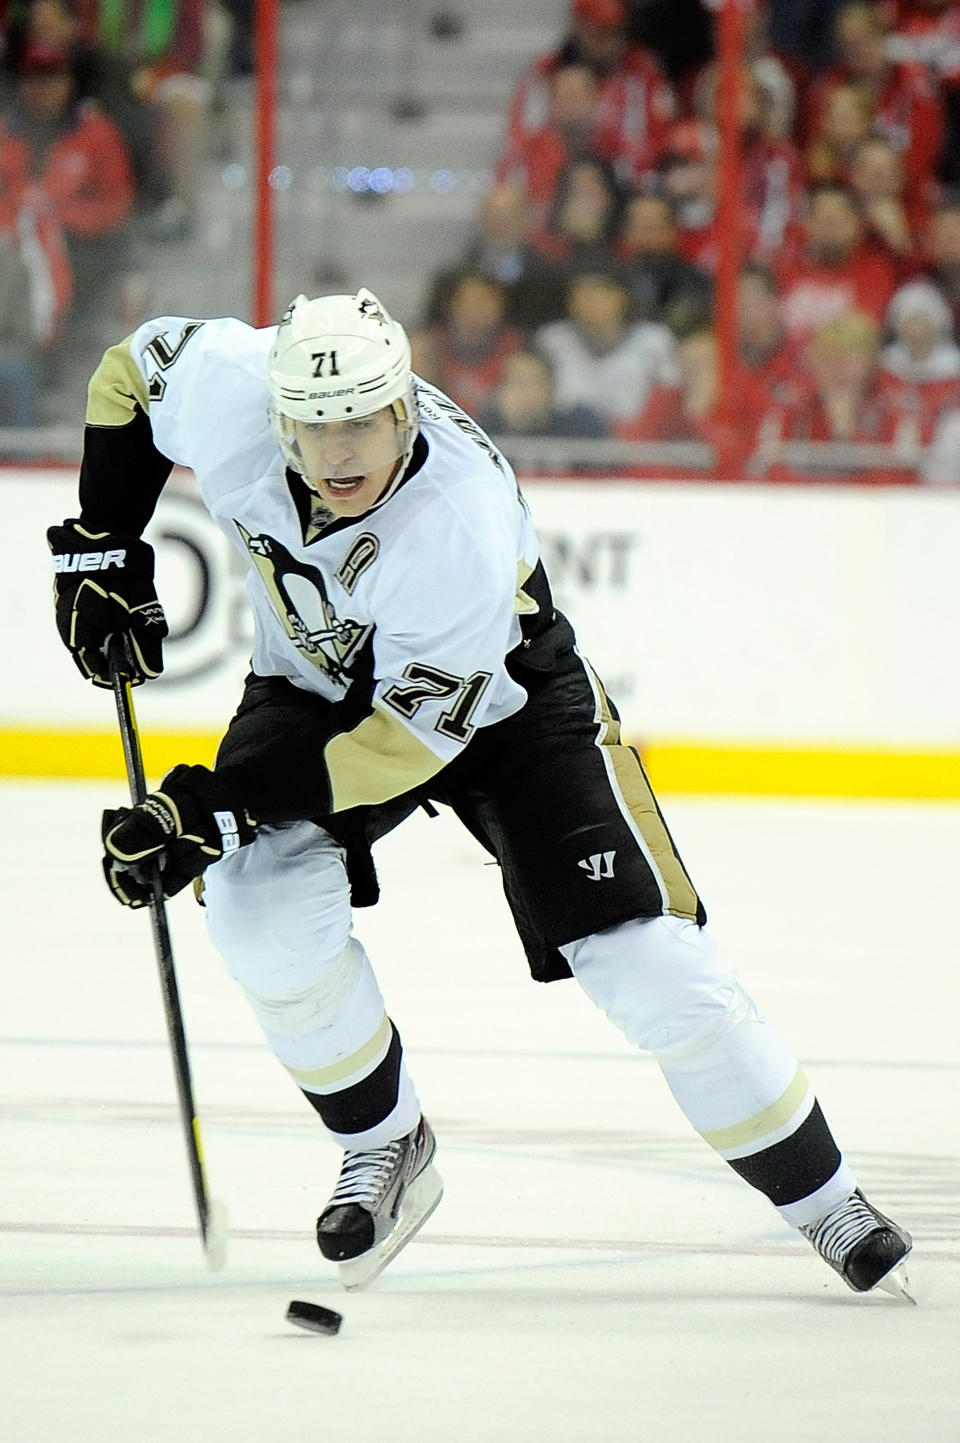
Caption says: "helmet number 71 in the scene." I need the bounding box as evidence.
[312,351,340,377]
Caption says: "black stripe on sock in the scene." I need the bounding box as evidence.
[724,1100,842,1206]
[300,1023,403,1135]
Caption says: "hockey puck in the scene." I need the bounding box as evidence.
[285,1300,343,1335]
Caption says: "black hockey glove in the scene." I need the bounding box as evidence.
[101,764,258,908]
[47,518,168,688]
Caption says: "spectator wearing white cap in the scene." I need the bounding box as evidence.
[878,278,960,445]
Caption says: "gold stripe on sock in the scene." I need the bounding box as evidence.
[283,1015,392,1090]
[699,1067,810,1155]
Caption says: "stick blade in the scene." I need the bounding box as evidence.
[203,1197,228,1271]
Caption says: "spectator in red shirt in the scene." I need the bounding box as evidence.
[805,80,875,183]
[738,262,808,409]
[804,1,944,207]
[888,0,960,75]
[688,1,801,140]
[877,278,960,441]
[728,64,807,262]
[778,182,898,338]
[923,198,960,337]
[887,1,960,185]
[17,0,170,214]
[686,62,806,263]
[763,310,917,482]
[499,0,675,193]
[410,272,524,418]
[619,326,762,475]
[657,120,718,274]
[847,134,926,276]
[658,65,806,274]
[0,38,133,321]
[497,62,604,218]
[0,38,133,238]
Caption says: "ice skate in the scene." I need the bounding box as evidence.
[317,1117,443,1290]
[800,1188,914,1301]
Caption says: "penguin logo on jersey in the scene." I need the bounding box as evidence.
[235,522,370,682]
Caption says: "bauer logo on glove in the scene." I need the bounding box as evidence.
[46,518,168,688]
[102,764,258,907]
[52,548,127,573]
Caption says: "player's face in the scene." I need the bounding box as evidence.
[292,408,403,516]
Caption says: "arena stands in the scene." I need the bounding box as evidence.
[4,0,960,484]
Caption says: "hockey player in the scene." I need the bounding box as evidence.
[48,289,913,1297]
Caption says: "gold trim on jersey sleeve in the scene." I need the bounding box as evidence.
[324,702,447,811]
[86,335,149,426]
[515,560,540,615]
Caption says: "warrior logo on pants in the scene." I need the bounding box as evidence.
[578,850,616,881]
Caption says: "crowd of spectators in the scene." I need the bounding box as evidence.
[411,0,960,482]
[0,0,249,427]
[5,0,960,485]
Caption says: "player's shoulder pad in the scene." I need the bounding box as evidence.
[414,378,513,480]
[125,316,274,465]
[132,315,269,388]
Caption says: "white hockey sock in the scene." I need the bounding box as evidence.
[563,915,854,1214]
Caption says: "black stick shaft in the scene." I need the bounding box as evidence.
[107,635,213,1253]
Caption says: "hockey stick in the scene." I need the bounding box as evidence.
[107,634,227,1270]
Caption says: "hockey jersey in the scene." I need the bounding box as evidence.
[85,315,548,813]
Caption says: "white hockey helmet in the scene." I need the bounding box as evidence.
[268,288,418,487]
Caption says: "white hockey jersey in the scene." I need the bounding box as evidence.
[95,315,544,812]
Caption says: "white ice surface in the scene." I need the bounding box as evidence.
[1,783,958,1442]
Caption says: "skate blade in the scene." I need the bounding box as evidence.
[338,1164,443,1292]
[877,1260,916,1305]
